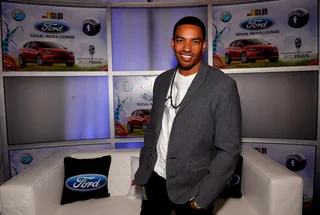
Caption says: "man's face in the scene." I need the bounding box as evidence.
[171,24,207,71]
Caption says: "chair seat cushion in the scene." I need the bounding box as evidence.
[55,196,142,215]
[214,197,259,215]
[54,196,259,215]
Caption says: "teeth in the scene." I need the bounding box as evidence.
[182,55,192,59]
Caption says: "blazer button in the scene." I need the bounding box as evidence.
[169,157,176,159]
[169,176,176,178]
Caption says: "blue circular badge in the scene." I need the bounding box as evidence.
[220,11,232,22]
[288,8,309,28]
[20,153,33,165]
[12,9,25,21]
[82,18,101,36]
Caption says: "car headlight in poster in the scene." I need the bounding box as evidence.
[113,76,156,137]
[212,0,318,69]
[1,2,108,71]
[243,143,316,213]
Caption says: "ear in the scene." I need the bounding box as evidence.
[171,38,174,50]
[202,40,208,53]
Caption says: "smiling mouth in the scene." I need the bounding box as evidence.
[181,54,192,61]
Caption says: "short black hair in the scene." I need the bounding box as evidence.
[173,16,206,40]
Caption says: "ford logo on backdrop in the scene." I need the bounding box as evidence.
[66,174,107,192]
[239,18,275,30]
[34,21,70,34]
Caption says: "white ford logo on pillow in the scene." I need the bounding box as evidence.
[226,174,241,187]
[66,174,107,192]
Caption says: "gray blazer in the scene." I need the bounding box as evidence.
[134,61,242,209]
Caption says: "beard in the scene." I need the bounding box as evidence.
[173,50,203,71]
[174,48,204,70]
[178,62,195,71]
[177,56,201,71]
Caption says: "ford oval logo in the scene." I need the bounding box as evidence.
[226,174,241,187]
[66,174,107,192]
[34,21,70,34]
[239,18,275,30]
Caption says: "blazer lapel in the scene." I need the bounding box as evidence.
[155,68,176,135]
[175,61,208,116]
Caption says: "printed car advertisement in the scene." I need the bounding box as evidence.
[1,2,108,71]
[113,76,156,137]
[212,0,318,69]
[243,143,316,213]
[9,144,111,177]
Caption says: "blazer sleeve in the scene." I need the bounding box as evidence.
[137,76,159,168]
[194,77,242,209]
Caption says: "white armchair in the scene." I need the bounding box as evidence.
[0,146,303,215]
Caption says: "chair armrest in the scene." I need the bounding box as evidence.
[241,147,303,215]
[0,150,74,215]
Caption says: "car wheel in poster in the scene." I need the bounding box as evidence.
[225,54,232,64]
[127,122,133,133]
[66,62,75,67]
[142,121,147,131]
[240,52,249,63]
[36,55,44,66]
[269,58,278,62]
[18,55,26,67]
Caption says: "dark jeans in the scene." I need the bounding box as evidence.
[140,171,214,215]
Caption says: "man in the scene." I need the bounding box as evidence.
[134,16,242,215]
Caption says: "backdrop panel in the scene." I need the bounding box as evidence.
[111,6,208,71]
[229,71,318,140]
[212,0,318,69]
[1,2,108,71]
[5,77,110,145]
[113,75,156,137]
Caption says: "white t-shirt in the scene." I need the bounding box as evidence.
[154,70,197,178]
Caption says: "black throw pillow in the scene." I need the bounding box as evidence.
[217,156,243,199]
[60,155,111,205]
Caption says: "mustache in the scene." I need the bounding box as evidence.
[179,52,194,56]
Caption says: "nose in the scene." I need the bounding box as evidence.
[183,40,192,52]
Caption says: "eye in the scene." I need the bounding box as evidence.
[193,40,201,44]
[176,39,183,43]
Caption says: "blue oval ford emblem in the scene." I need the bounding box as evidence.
[66,174,107,192]
[34,21,70,34]
[239,18,275,30]
[226,174,240,187]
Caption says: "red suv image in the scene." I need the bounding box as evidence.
[18,41,75,67]
[127,109,151,132]
[225,39,279,64]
